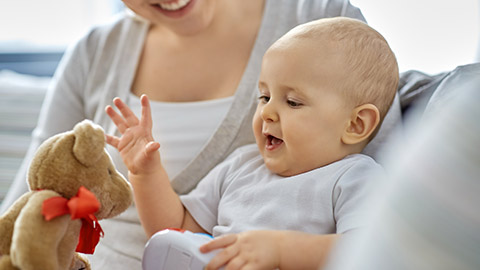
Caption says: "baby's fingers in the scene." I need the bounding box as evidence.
[105,105,129,134]
[204,243,239,270]
[200,234,237,253]
[140,95,153,130]
[105,134,120,149]
[145,141,161,154]
[113,97,139,127]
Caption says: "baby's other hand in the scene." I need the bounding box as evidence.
[105,95,161,175]
[200,231,282,270]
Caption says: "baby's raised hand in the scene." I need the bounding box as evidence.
[105,95,161,176]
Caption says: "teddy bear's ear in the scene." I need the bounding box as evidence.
[73,120,105,167]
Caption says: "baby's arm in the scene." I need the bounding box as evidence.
[105,95,205,237]
[200,230,339,270]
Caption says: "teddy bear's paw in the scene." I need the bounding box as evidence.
[0,255,18,270]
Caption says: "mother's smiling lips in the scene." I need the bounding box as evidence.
[153,0,192,11]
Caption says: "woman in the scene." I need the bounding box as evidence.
[1,0,365,268]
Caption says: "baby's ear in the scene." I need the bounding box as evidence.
[341,104,380,145]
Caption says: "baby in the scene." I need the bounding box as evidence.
[106,17,398,270]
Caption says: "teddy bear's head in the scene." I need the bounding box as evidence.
[27,120,132,219]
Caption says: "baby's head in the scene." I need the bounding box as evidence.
[253,17,398,176]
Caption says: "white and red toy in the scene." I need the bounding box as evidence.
[142,228,222,270]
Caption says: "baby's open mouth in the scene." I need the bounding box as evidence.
[266,135,283,150]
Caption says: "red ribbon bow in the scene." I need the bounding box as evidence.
[41,186,104,254]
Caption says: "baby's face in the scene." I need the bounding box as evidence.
[253,39,353,176]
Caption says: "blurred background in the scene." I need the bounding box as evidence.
[0,0,124,76]
[0,0,478,75]
[351,0,479,74]
[0,0,479,204]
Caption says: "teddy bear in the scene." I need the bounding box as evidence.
[0,120,133,270]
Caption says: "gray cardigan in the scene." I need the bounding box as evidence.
[1,0,365,268]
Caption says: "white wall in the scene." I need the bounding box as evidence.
[477,1,480,61]
[351,0,480,74]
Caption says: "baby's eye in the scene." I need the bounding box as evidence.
[258,95,270,103]
[287,99,302,108]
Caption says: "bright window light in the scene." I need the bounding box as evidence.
[351,0,480,74]
[1,0,479,74]
[0,0,123,52]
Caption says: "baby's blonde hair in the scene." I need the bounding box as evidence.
[285,17,399,123]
